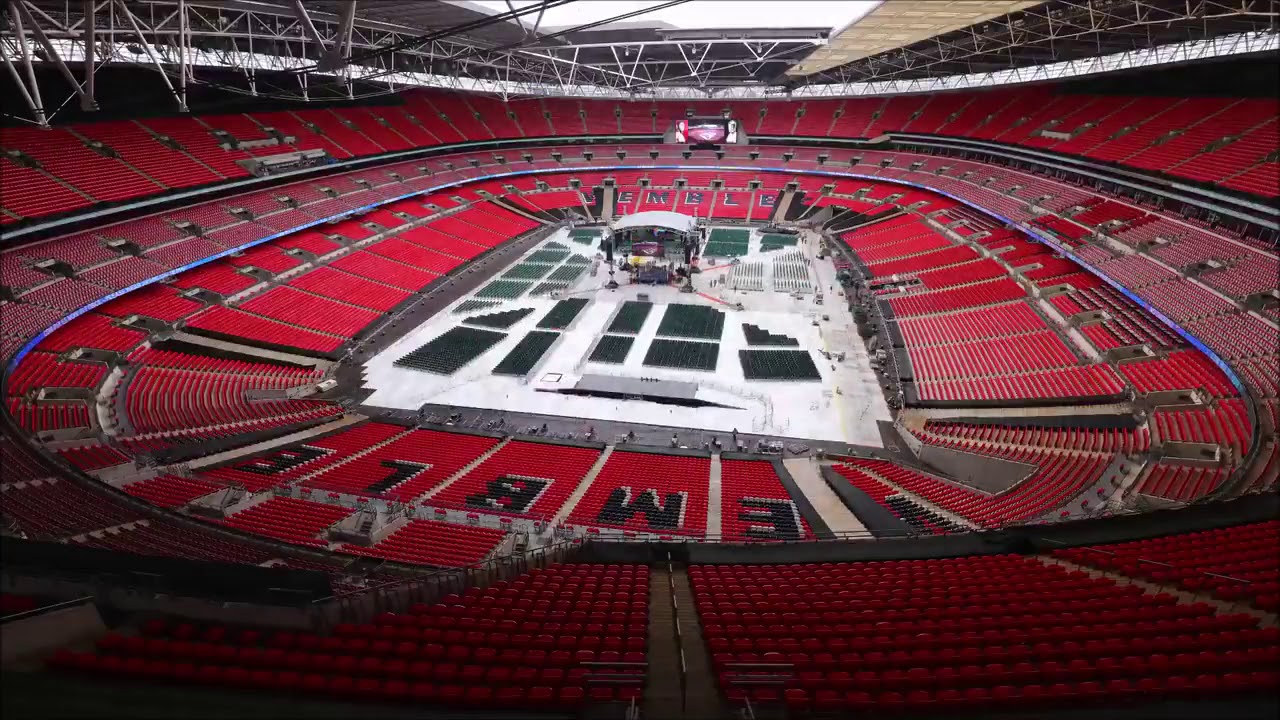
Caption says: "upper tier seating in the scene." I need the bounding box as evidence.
[4,89,1271,226]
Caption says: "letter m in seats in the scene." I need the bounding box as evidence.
[599,487,688,530]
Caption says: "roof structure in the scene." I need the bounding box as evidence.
[1,0,1276,115]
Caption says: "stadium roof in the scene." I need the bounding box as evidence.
[3,0,1277,108]
[788,0,1042,77]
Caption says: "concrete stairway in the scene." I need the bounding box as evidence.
[771,190,794,223]
[783,457,867,534]
[415,437,511,503]
[645,562,725,720]
[645,567,684,718]
[601,186,616,223]
[706,453,723,538]
[550,444,614,527]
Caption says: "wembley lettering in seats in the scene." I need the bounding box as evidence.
[366,459,432,493]
[737,497,803,541]
[465,475,551,514]
[233,446,332,476]
[598,487,689,530]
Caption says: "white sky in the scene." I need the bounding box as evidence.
[456,1,880,34]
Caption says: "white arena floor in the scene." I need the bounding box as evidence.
[361,225,892,445]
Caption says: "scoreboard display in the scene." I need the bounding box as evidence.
[674,117,739,147]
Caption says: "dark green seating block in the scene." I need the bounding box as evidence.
[525,248,572,264]
[548,264,588,283]
[656,303,725,340]
[462,308,535,329]
[394,326,506,375]
[643,339,720,371]
[606,301,653,334]
[452,300,502,314]
[475,279,533,299]
[742,323,799,346]
[537,298,590,329]
[569,228,601,244]
[760,233,799,250]
[563,254,592,266]
[492,331,560,376]
[530,281,571,296]
[502,263,553,281]
[588,335,635,364]
[702,240,749,257]
[708,228,751,244]
[738,349,821,380]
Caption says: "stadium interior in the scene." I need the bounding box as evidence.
[0,0,1277,717]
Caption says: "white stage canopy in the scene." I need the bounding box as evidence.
[611,211,698,234]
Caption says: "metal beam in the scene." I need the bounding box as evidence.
[14,0,95,110]
[331,0,357,69]
[113,0,185,111]
[0,38,45,124]
[82,0,96,109]
[177,0,189,110]
[6,1,46,125]
[521,37,825,51]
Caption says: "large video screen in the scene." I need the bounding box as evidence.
[675,118,738,146]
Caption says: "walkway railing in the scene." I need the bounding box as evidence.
[308,536,582,629]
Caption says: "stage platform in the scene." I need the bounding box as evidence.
[360,225,892,446]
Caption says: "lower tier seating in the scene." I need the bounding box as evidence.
[566,451,711,536]
[427,440,601,521]
[301,428,498,502]
[838,453,1110,529]
[122,474,221,508]
[829,464,964,535]
[339,520,507,567]
[72,517,278,567]
[210,497,355,548]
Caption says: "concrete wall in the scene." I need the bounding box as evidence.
[917,443,1037,495]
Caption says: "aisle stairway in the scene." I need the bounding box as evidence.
[645,562,725,720]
